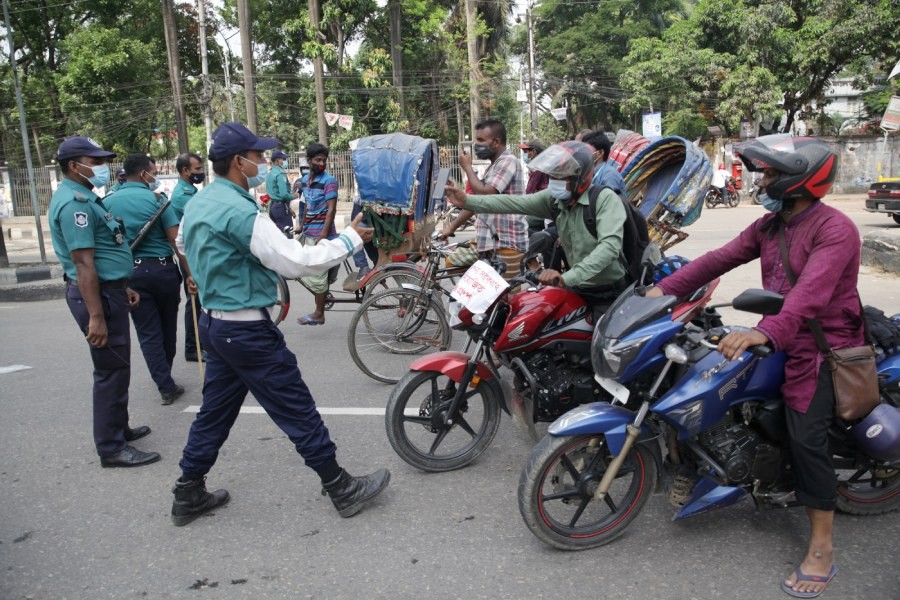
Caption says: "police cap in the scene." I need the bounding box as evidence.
[210,122,279,159]
[57,136,117,161]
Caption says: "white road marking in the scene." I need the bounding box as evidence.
[0,364,32,374]
[183,405,419,416]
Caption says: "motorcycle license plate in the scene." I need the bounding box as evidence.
[451,260,509,314]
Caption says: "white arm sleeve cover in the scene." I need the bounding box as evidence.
[175,219,186,254]
[249,212,363,279]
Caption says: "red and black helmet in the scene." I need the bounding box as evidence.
[529,140,595,196]
[734,135,837,201]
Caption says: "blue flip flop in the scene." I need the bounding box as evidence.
[297,314,324,326]
[781,564,837,598]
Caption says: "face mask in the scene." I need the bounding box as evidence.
[239,156,267,188]
[547,179,572,201]
[310,163,325,175]
[474,143,493,160]
[188,172,206,185]
[523,155,531,164]
[144,172,161,192]
[77,163,110,188]
[759,192,783,213]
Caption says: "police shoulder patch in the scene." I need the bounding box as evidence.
[74,212,89,228]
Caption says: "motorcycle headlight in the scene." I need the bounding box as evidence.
[595,335,652,379]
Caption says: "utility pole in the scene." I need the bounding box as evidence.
[308,0,328,144]
[388,0,404,113]
[216,31,236,122]
[162,0,190,153]
[197,0,213,161]
[464,0,480,139]
[526,7,537,137]
[237,0,257,132]
[3,0,45,263]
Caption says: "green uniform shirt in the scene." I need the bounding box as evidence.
[465,188,627,288]
[265,164,293,203]
[104,182,179,259]
[108,181,124,193]
[170,178,197,222]
[182,178,280,310]
[49,178,133,282]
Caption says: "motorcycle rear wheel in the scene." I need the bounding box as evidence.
[518,433,656,550]
[835,464,900,516]
[385,369,502,472]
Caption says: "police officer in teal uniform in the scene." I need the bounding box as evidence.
[171,152,205,362]
[49,137,161,468]
[108,168,127,193]
[265,149,294,235]
[105,155,186,405]
[170,122,389,526]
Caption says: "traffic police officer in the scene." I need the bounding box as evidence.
[109,168,127,193]
[171,122,390,526]
[171,152,205,362]
[265,149,294,235]
[105,155,185,405]
[49,137,161,468]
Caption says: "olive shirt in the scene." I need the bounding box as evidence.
[464,187,626,288]
[103,182,180,259]
[170,178,197,222]
[265,164,293,203]
[49,178,133,282]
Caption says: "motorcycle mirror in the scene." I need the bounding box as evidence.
[731,289,784,315]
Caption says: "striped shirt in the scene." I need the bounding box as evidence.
[299,170,339,240]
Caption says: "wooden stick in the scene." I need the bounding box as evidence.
[190,293,204,382]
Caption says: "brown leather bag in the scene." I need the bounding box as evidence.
[777,225,880,421]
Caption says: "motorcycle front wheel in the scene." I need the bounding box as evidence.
[728,191,740,208]
[518,433,656,550]
[385,369,502,472]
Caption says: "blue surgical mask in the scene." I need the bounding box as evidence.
[77,162,110,189]
[547,179,572,201]
[144,171,161,192]
[240,157,268,188]
[759,192,783,213]
[523,155,531,164]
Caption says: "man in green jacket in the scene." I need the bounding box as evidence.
[266,149,294,235]
[445,141,628,317]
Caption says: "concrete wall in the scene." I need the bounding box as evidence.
[821,135,899,193]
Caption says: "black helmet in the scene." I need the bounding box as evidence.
[529,141,594,196]
[734,135,837,202]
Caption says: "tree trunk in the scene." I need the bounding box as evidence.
[389,0,405,113]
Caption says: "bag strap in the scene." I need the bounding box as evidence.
[775,222,872,352]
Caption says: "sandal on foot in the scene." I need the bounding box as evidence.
[297,314,324,326]
[781,564,837,598]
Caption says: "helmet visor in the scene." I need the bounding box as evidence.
[734,134,806,175]
[528,144,584,180]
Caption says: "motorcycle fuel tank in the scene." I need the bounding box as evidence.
[492,286,593,353]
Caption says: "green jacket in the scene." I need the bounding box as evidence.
[170,178,197,222]
[464,188,626,288]
[265,164,293,203]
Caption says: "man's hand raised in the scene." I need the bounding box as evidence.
[444,179,468,209]
[351,213,374,243]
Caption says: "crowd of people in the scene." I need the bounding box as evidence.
[47,118,864,598]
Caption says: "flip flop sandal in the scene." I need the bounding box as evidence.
[297,314,324,326]
[781,564,837,598]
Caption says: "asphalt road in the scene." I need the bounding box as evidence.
[1,201,899,600]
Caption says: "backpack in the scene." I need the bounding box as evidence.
[551,185,650,283]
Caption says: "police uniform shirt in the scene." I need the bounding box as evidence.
[265,164,293,203]
[180,178,363,311]
[170,178,197,222]
[49,178,133,282]
[104,182,180,259]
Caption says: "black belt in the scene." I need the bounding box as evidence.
[134,256,175,266]
[65,277,129,289]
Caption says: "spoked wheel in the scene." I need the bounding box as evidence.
[270,276,291,327]
[324,292,335,310]
[518,434,656,550]
[362,269,425,301]
[348,288,452,383]
[385,369,502,471]
[836,464,900,515]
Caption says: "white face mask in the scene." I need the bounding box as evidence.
[547,179,572,201]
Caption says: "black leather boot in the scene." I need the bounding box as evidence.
[171,477,230,526]
[322,468,390,517]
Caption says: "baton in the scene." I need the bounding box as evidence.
[190,293,204,381]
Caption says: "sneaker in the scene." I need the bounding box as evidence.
[161,384,185,405]
[355,265,371,282]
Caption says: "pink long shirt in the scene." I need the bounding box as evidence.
[658,201,864,413]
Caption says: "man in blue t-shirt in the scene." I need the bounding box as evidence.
[581,130,626,199]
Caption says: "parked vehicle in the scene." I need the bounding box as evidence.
[865,179,900,225]
[704,178,740,209]
[518,287,900,550]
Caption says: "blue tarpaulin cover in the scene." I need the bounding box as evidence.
[352,133,439,220]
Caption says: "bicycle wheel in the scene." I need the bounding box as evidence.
[347,288,452,384]
[362,268,426,301]
[270,276,291,326]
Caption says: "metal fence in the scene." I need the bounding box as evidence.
[8,168,53,217]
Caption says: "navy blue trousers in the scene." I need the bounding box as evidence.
[179,313,337,480]
[269,201,293,236]
[129,261,181,394]
[65,283,131,457]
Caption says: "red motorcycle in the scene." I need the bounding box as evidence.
[384,256,720,472]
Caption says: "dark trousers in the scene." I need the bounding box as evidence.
[350,202,378,268]
[130,261,181,394]
[785,366,837,511]
[269,201,293,236]
[179,313,337,480]
[65,283,131,457]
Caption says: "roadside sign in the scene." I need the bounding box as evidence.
[881,95,900,132]
[550,107,567,121]
[642,112,662,137]
[516,90,527,102]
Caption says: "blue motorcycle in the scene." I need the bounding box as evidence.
[517,286,900,550]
